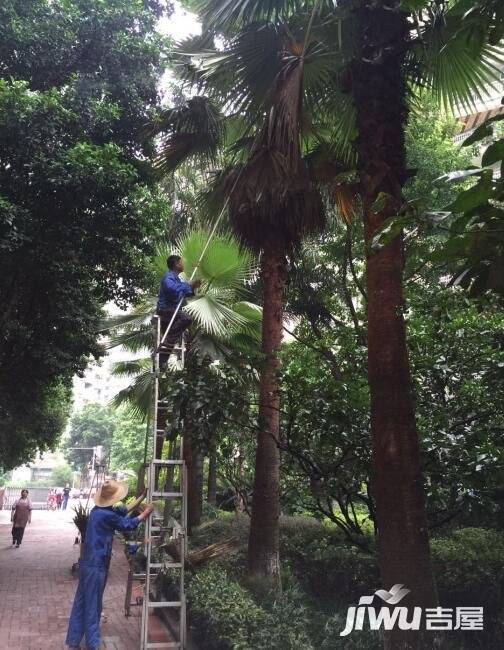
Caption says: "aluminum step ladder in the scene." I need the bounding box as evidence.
[140,315,187,649]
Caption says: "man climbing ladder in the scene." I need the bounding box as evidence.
[156,255,200,366]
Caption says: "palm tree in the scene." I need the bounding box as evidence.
[103,229,262,530]
[176,0,502,623]
[226,65,326,581]
[342,6,501,642]
[150,47,334,576]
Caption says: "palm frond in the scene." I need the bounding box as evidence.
[111,359,152,378]
[98,310,152,333]
[184,294,249,337]
[177,22,286,118]
[226,61,326,250]
[109,369,153,421]
[231,301,262,339]
[193,0,337,30]
[105,325,153,353]
[194,0,300,30]
[410,3,503,112]
[178,229,258,291]
[150,97,225,175]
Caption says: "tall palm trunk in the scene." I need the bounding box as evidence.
[183,420,204,533]
[351,2,437,645]
[247,243,287,579]
[207,445,217,506]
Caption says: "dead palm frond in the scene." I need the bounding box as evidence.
[159,536,239,569]
[227,53,326,252]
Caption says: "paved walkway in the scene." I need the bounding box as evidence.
[0,506,141,649]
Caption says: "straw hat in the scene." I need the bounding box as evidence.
[94,480,128,507]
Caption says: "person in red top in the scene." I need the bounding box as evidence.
[47,489,57,511]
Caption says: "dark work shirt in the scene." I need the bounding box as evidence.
[157,271,193,311]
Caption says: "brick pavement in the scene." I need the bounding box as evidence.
[0,506,141,650]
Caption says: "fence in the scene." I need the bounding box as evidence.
[2,486,51,510]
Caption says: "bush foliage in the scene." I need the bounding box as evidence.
[187,517,504,648]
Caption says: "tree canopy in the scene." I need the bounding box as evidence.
[0,0,171,470]
[63,403,117,471]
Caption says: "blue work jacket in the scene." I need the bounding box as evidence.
[157,271,193,310]
[81,505,140,568]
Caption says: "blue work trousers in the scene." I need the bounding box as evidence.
[66,562,108,649]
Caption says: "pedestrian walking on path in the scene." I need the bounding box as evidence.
[66,479,153,650]
[11,488,32,547]
[62,483,71,510]
[47,488,57,510]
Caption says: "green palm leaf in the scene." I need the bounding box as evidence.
[111,359,152,378]
[231,301,263,339]
[176,228,258,290]
[410,2,503,112]
[177,22,285,118]
[98,309,152,333]
[105,325,153,353]
[150,97,225,175]
[184,293,249,336]
[192,0,336,30]
[107,227,262,418]
[109,369,153,421]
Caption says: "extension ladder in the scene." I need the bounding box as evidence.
[140,315,187,649]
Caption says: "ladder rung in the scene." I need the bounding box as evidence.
[148,562,183,569]
[132,572,158,579]
[151,526,183,534]
[152,516,182,526]
[146,643,181,649]
[147,601,182,608]
[150,525,184,533]
[152,491,183,498]
[152,459,183,465]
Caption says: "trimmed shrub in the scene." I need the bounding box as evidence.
[187,565,268,649]
[280,522,378,603]
[320,611,382,649]
[188,516,504,648]
[431,527,504,590]
[431,528,504,648]
[187,565,314,649]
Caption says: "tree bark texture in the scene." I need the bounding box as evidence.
[207,446,217,506]
[247,244,287,579]
[351,3,437,646]
[183,422,204,533]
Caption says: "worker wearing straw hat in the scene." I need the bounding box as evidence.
[66,479,154,650]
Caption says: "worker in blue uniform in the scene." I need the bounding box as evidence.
[156,254,201,366]
[66,480,154,650]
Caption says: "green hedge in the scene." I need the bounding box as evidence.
[432,527,504,589]
[187,521,504,649]
[187,565,314,650]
